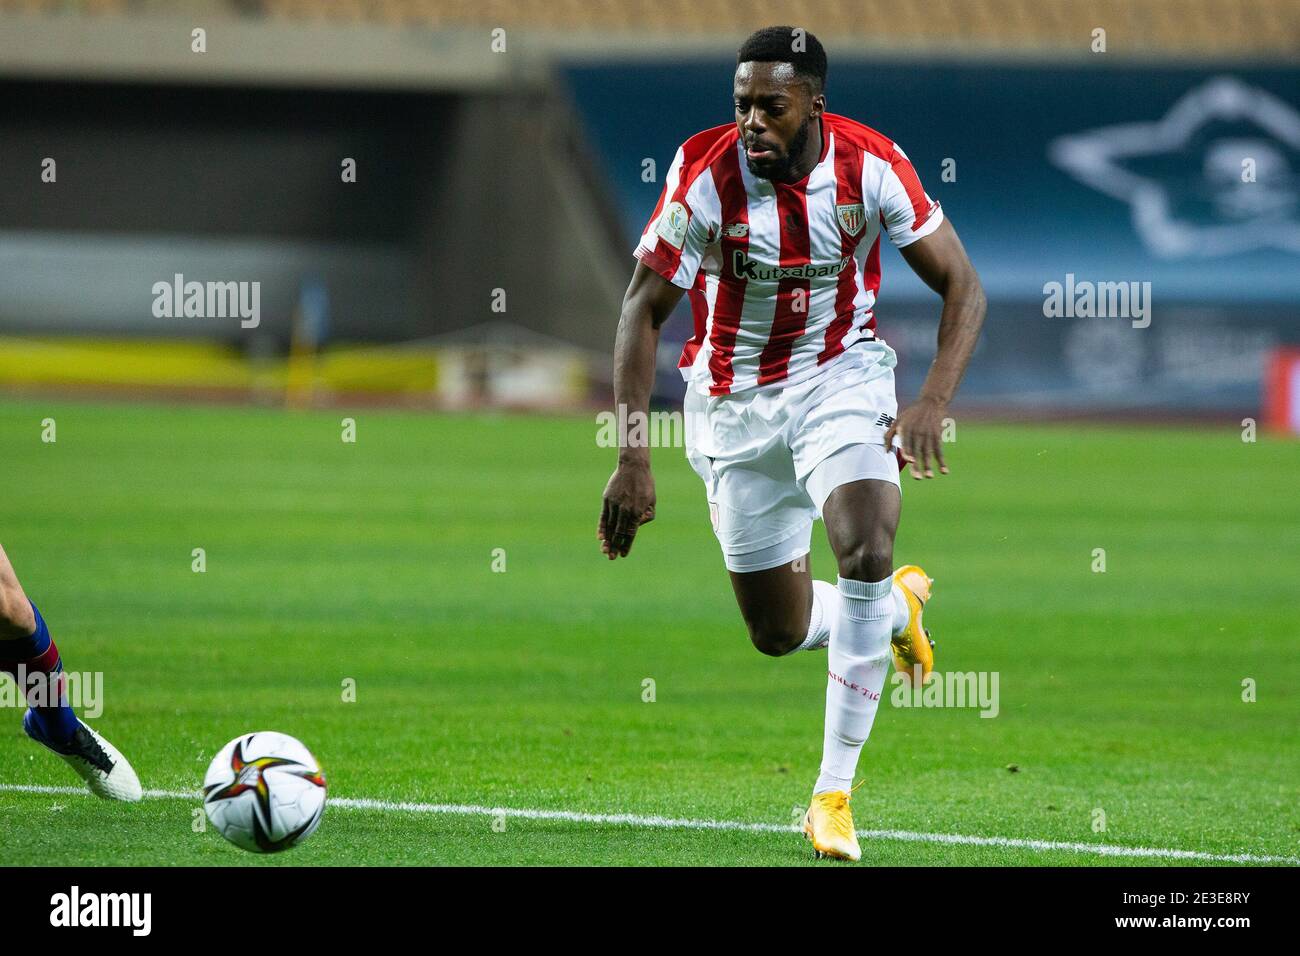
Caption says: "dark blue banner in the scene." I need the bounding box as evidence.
[565,59,1300,413]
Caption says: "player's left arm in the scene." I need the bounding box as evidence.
[886,218,986,479]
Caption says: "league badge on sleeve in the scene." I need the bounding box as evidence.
[656,201,690,249]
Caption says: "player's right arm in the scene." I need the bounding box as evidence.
[598,263,685,560]
[601,136,718,559]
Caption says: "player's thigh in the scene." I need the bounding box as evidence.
[705,463,817,654]
[793,367,903,581]
[803,435,903,581]
[712,490,815,655]
[692,430,816,564]
[820,476,901,582]
[728,553,813,657]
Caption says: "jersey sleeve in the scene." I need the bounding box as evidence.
[877,144,944,248]
[633,146,716,289]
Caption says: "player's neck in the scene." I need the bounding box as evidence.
[778,116,823,185]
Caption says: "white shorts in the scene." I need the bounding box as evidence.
[684,345,902,573]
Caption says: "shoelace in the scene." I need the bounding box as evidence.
[69,726,114,775]
[820,779,867,835]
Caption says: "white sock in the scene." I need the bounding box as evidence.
[789,578,906,654]
[891,581,909,636]
[813,575,893,795]
[792,579,840,652]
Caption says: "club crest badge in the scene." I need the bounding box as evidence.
[836,202,866,236]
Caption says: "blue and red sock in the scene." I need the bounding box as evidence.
[0,602,78,745]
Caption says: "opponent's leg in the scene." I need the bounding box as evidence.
[0,543,142,801]
[0,544,37,637]
[0,544,77,743]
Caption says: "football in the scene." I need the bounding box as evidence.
[202,731,327,853]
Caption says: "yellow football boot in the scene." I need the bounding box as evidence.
[802,790,861,861]
[891,564,935,684]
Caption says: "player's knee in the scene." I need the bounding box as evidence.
[836,540,894,584]
[0,581,35,638]
[747,621,802,657]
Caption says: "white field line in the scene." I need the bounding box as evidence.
[2,783,1296,865]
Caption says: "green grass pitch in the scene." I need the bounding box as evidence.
[0,397,1296,866]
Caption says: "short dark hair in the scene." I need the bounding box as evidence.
[736,26,827,94]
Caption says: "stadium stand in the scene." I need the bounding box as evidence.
[0,0,1296,414]
[3,0,1294,56]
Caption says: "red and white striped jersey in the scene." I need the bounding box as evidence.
[635,112,943,396]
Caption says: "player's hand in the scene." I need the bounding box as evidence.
[599,461,656,559]
[885,396,949,480]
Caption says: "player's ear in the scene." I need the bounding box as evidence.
[810,90,826,117]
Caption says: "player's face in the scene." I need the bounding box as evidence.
[734,61,824,181]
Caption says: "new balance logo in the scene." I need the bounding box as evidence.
[875,413,895,428]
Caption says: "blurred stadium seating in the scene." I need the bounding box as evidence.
[0,0,1296,419]
[5,0,1296,56]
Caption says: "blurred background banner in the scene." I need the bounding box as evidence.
[0,0,1296,420]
